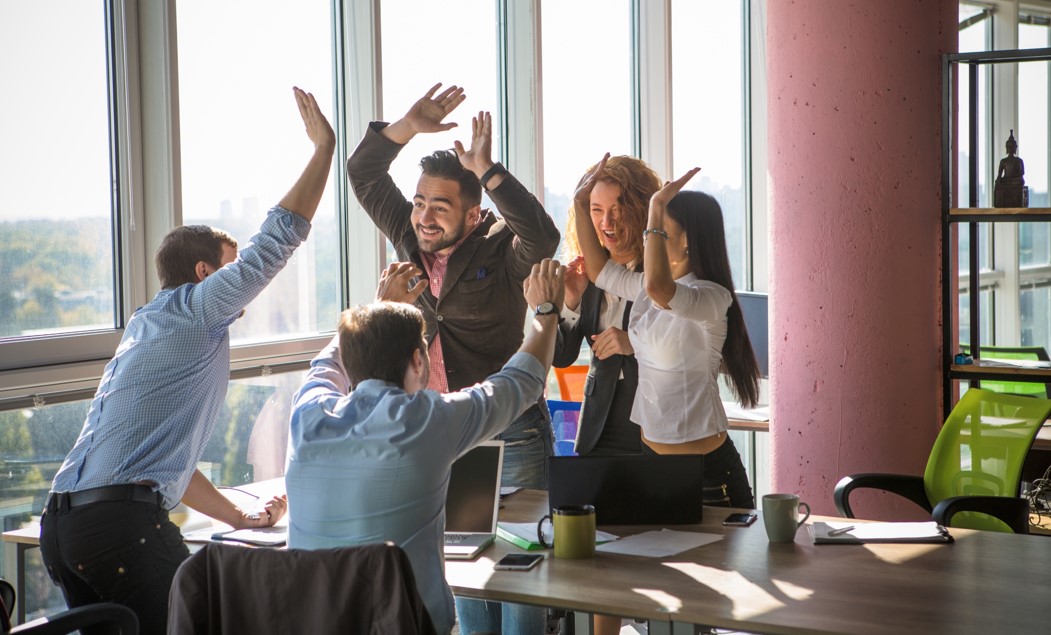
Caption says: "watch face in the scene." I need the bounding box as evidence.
[536,302,556,315]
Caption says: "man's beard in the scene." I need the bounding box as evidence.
[416,219,467,253]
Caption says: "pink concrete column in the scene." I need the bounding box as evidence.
[767,0,957,519]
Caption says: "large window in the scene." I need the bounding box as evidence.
[957,3,994,346]
[672,0,747,287]
[541,0,633,260]
[176,0,340,344]
[0,2,767,611]
[1018,18,1051,347]
[377,0,500,264]
[0,2,117,340]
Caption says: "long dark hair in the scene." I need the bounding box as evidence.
[667,191,760,408]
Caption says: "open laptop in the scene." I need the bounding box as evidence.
[443,440,504,560]
[548,454,705,525]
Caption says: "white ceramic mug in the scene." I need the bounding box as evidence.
[762,493,811,543]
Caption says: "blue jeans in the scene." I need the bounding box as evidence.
[454,598,548,635]
[495,401,553,490]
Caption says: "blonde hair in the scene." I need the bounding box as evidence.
[562,156,661,265]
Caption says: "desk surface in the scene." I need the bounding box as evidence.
[446,490,1051,635]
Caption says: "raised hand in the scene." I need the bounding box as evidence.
[403,83,466,135]
[650,167,701,213]
[573,153,610,219]
[293,86,335,151]
[453,111,494,177]
[524,258,566,313]
[376,262,428,303]
[563,255,588,311]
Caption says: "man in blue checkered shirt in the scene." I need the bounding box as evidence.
[39,87,335,634]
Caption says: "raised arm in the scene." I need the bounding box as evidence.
[519,258,566,369]
[573,154,613,283]
[278,87,336,222]
[644,167,700,308]
[456,111,560,278]
[381,83,466,145]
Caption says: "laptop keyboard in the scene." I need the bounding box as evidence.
[445,533,471,544]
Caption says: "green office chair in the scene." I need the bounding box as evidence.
[959,344,1051,398]
[835,388,1051,533]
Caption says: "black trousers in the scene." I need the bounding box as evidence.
[39,496,189,635]
[643,434,755,509]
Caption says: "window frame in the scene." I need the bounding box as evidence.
[0,0,765,407]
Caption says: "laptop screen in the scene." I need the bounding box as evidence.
[445,441,504,533]
[548,454,705,525]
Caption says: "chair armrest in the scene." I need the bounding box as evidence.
[834,473,931,518]
[932,495,1031,534]
[11,603,138,635]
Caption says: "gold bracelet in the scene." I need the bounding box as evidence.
[643,228,669,240]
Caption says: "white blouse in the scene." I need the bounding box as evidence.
[595,260,732,443]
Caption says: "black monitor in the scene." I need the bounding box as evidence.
[736,291,769,378]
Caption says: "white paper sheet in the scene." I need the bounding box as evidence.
[595,528,723,557]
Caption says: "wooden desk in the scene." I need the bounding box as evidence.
[446,490,1051,635]
[2,525,40,625]
[1,479,285,625]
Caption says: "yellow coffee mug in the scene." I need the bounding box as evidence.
[537,504,596,559]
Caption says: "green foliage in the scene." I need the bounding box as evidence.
[0,218,114,337]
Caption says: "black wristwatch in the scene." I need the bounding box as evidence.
[534,302,557,317]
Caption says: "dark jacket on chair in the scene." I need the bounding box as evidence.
[554,281,639,455]
[167,542,437,635]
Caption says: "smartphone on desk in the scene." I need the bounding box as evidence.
[493,553,544,571]
[723,512,758,527]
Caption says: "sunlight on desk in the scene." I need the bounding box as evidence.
[663,562,784,619]
[632,589,681,613]
[860,542,944,564]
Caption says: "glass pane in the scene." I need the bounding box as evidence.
[1021,285,1050,347]
[958,289,993,346]
[1018,24,1050,267]
[380,0,499,265]
[541,0,633,260]
[0,399,91,619]
[177,1,339,344]
[958,14,991,274]
[672,0,747,287]
[0,1,116,338]
[199,370,307,487]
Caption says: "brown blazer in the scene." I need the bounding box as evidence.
[167,542,437,635]
[348,122,560,390]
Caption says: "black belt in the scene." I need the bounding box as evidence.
[46,484,161,513]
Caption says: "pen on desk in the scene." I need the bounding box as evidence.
[827,525,855,536]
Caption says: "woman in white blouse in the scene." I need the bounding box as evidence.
[573,154,761,510]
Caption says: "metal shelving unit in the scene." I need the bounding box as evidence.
[942,47,1051,413]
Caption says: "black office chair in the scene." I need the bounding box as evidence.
[168,542,436,634]
[0,578,138,635]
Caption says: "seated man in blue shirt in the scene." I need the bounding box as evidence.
[286,258,565,635]
[40,87,336,634]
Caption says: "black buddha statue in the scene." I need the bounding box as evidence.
[994,129,1028,208]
